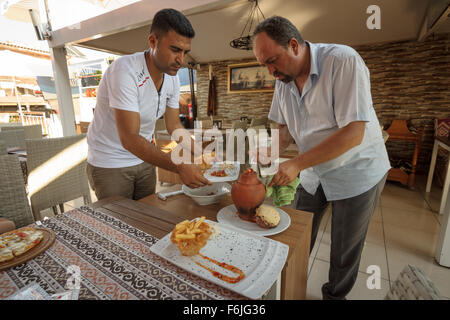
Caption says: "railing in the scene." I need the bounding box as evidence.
[22,114,63,138]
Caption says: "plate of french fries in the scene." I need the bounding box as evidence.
[150,217,289,299]
[169,217,214,256]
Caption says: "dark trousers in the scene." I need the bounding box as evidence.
[294,174,387,300]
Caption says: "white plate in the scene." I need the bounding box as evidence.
[149,219,289,300]
[204,161,240,182]
[217,204,291,237]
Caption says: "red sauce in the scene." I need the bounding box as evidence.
[194,253,245,284]
[16,232,28,238]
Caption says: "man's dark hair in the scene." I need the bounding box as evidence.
[253,16,304,48]
[150,8,195,38]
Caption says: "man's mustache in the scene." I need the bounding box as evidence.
[273,70,292,83]
[273,71,286,78]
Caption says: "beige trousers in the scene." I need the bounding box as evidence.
[87,162,156,201]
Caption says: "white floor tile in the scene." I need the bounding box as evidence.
[310,206,331,261]
[346,272,391,300]
[372,206,383,223]
[316,235,330,262]
[384,224,440,258]
[308,256,315,278]
[65,196,90,209]
[366,220,386,246]
[437,213,443,225]
[381,206,441,233]
[306,258,328,300]
[359,242,390,281]
[418,176,446,214]
[380,193,432,214]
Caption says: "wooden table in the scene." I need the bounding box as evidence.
[426,136,450,267]
[1,200,246,300]
[138,190,313,300]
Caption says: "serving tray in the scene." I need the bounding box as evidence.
[0,228,56,272]
[150,220,289,299]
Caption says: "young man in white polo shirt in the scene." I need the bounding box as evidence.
[252,16,390,299]
[87,9,210,201]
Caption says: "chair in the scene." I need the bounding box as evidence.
[232,120,248,130]
[248,125,268,147]
[26,134,92,220]
[226,122,249,165]
[1,124,22,132]
[0,129,26,150]
[1,124,43,139]
[0,140,6,155]
[248,125,266,131]
[250,117,268,127]
[268,120,277,128]
[200,119,213,129]
[0,123,22,129]
[212,118,223,129]
[0,155,35,228]
[385,265,444,300]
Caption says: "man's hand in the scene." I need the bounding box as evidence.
[268,158,301,187]
[177,163,211,188]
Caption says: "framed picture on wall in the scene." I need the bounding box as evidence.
[227,61,275,93]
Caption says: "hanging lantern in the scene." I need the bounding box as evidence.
[230,0,265,51]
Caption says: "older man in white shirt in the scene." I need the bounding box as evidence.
[252,16,390,300]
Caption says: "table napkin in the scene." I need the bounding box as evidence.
[264,175,300,207]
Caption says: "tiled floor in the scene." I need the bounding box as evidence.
[40,173,450,300]
[307,174,450,300]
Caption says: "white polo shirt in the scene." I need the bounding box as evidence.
[269,41,390,201]
[87,51,180,168]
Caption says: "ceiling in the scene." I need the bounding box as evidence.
[49,0,450,64]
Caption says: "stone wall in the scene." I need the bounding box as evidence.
[196,33,450,173]
[355,33,450,174]
[196,58,274,121]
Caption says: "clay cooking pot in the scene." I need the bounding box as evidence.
[231,168,266,222]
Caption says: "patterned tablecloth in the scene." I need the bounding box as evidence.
[0,206,245,300]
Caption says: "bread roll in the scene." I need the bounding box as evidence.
[255,205,280,228]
